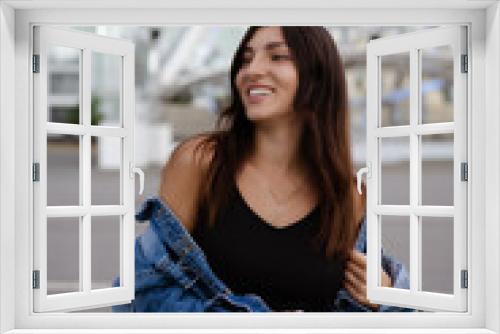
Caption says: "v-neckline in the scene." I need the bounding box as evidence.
[234,184,320,231]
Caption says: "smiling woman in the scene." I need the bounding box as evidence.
[115,26,412,312]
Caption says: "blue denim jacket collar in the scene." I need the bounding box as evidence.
[136,196,227,294]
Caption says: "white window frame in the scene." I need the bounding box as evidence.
[365,25,468,312]
[32,26,136,312]
[0,1,499,333]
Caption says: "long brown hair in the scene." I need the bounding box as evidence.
[192,26,357,262]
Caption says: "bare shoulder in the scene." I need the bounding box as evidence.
[159,134,215,232]
[166,134,215,172]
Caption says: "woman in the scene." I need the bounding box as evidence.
[158,26,395,312]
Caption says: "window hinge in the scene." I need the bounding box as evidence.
[33,163,40,182]
[461,162,468,181]
[461,54,468,73]
[32,270,40,289]
[32,54,40,73]
[461,269,468,289]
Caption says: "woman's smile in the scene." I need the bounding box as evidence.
[245,83,276,105]
[247,93,270,104]
[247,86,275,104]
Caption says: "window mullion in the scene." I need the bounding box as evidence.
[121,48,135,292]
[453,26,469,306]
[409,47,420,293]
[416,48,424,292]
[34,30,49,301]
[81,48,92,293]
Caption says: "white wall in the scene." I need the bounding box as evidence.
[485,2,500,333]
[0,3,16,333]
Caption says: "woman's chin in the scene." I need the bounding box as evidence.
[245,109,292,123]
[246,113,272,122]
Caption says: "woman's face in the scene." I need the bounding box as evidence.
[235,27,299,123]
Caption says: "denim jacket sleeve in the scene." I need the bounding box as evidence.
[112,216,210,312]
[334,216,415,312]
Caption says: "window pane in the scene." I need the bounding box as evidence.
[91,136,122,205]
[47,134,80,206]
[380,52,410,127]
[47,45,81,124]
[47,217,80,295]
[91,51,122,127]
[421,216,454,294]
[421,133,454,206]
[380,136,410,205]
[91,216,121,290]
[380,215,410,289]
[421,45,453,124]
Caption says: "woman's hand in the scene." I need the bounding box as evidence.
[344,249,392,311]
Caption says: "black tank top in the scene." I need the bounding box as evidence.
[192,184,346,312]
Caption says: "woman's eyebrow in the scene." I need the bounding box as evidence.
[243,41,287,52]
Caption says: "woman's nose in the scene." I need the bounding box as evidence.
[243,53,267,75]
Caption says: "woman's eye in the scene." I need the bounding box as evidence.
[240,54,290,65]
[241,56,253,65]
[271,54,289,61]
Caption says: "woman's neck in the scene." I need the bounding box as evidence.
[250,113,304,175]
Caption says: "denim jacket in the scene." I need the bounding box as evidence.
[112,196,413,312]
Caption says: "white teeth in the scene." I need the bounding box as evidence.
[249,88,273,96]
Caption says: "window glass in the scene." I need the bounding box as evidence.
[47,134,80,206]
[380,52,410,127]
[47,45,81,124]
[91,136,122,205]
[421,45,454,124]
[47,217,80,295]
[421,133,454,206]
[380,136,410,205]
[91,51,122,127]
[91,216,121,290]
[380,215,410,289]
[421,217,454,294]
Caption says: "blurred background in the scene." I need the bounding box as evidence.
[44,25,455,312]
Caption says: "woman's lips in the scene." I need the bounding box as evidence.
[247,93,271,104]
[246,93,274,104]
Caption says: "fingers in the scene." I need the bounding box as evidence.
[347,259,393,291]
[344,272,368,304]
[344,277,364,303]
[345,269,366,300]
[380,269,393,288]
[346,259,366,283]
[344,269,359,289]
[344,249,380,310]
[346,250,367,284]
[344,275,379,310]
[349,249,367,267]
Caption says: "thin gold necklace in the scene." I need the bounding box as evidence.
[247,162,307,207]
